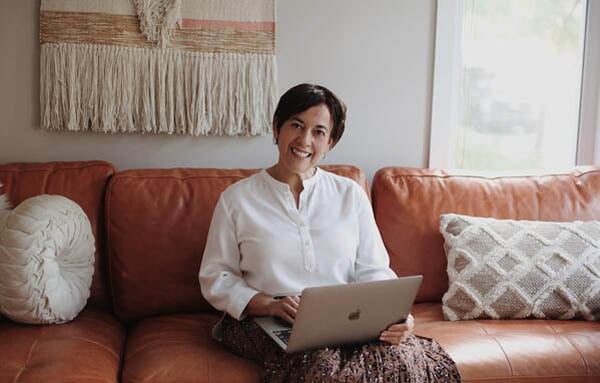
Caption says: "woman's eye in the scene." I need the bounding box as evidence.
[316,130,326,136]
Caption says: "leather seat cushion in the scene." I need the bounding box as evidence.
[0,307,125,383]
[412,303,600,382]
[122,312,260,383]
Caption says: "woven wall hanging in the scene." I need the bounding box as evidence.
[40,0,276,136]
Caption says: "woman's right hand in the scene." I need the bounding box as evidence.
[268,296,300,324]
[244,293,300,324]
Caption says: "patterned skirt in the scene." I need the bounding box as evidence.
[219,315,462,383]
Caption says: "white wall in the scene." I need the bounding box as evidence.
[0,0,436,180]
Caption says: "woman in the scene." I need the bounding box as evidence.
[199,84,461,382]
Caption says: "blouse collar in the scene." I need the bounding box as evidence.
[260,167,322,192]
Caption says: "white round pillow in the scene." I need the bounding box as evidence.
[0,195,95,324]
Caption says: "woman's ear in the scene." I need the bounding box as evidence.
[272,119,279,145]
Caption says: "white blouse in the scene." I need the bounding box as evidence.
[198,168,397,320]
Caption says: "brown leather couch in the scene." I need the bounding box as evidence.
[0,160,598,383]
[372,167,600,383]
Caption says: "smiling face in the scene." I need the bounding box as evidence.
[273,104,333,180]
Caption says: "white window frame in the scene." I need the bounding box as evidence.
[429,0,600,169]
[578,0,600,165]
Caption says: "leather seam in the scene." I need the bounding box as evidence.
[463,375,600,382]
[109,165,358,180]
[561,333,589,376]
[474,320,490,335]
[105,175,120,321]
[41,172,49,195]
[491,335,514,378]
[67,336,120,359]
[0,162,116,178]
[13,338,38,383]
[113,174,255,181]
[377,168,599,181]
[548,322,589,375]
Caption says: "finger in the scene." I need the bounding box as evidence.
[280,312,294,324]
[273,305,295,323]
[387,323,408,332]
[380,330,406,342]
[381,329,406,338]
[383,329,412,343]
[379,334,402,345]
[405,315,415,331]
[285,297,299,309]
[388,323,408,330]
[280,296,299,309]
[381,329,409,343]
[282,302,298,318]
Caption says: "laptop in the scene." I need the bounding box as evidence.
[253,275,422,353]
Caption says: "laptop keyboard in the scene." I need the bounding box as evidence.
[273,329,291,345]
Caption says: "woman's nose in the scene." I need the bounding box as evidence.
[297,129,311,145]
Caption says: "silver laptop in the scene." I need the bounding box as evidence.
[254,275,422,353]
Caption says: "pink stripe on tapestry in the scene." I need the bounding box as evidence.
[181,19,275,32]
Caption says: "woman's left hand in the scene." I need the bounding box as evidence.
[379,313,414,345]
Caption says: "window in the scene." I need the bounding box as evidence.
[430,0,600,171]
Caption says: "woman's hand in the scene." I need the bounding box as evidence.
[268,296,301,324]
[379,313,414,345]
[245,293,300,324]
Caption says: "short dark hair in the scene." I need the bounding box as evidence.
[273,84,346,147]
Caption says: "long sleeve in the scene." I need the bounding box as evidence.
[199,195,260,320]
[354,186,397,282]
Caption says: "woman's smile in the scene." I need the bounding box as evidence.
[290,147,312,158]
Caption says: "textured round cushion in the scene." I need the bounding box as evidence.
[0,195,95,324]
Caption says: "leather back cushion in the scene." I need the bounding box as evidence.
[0,161,116,309]
[106,165,368,322]
[371,167,600,303]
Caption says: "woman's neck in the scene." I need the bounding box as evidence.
[266,163,316,194]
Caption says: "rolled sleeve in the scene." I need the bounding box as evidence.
[199,195,260,319]
[227,286,260,320]
[354,186,397,282]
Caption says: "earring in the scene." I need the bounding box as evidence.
[322,153,328,159]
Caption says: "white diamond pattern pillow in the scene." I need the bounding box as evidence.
[0,195,95,324]
[440,213,600,321]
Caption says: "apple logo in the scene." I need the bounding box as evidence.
[348,308,361,321]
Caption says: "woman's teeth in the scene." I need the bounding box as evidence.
[291,148,311,158]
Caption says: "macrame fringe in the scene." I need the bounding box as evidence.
[40,43,277,136]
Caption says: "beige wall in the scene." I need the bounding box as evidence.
[0,0,436,180]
